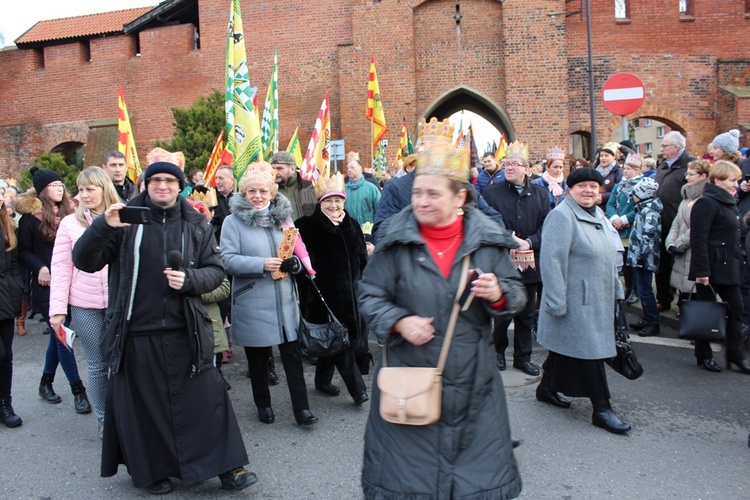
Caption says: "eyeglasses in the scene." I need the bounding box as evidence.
[48,183,65,189]
[660,143,677,148]
[149,177,180,186]
[245,189,270,196]
[686,171,701,177]
[504,162,524,168]
[321,198,344,205]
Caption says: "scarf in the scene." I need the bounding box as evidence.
[596,162,614,179]
[541,171,564,197]
[323,211,345,226]
[346,176,366,190]
[618,175,641,201]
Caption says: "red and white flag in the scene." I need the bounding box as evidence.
[299,92,331,181]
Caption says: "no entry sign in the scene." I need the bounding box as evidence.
[602,73,645,116]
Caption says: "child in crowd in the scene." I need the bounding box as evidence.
[626,177,663,337]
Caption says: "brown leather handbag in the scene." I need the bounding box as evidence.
[377,257,470,426]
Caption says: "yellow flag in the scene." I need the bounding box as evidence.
[366,56,387,149]
[286,127,303,167]
[117,88,141,182]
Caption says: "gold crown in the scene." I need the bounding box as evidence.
[505,141,528,161]
[546,147,566,162]
[313,172,346,200]
[415,117,469,182]
[361,221,373,236]
[242,161,276,184]
[602,142,620,155]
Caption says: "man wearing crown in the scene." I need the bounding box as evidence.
[483,141,550,376]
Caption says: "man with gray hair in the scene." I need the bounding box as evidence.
[271,151,316,219]
[654,131,696,311]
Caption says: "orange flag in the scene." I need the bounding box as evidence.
[117,88,141,182]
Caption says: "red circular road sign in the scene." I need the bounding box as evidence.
[602,73,645,116]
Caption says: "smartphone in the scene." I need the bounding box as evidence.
[119,206,152,224]
[459,268,483,310]
[744,174,750,183]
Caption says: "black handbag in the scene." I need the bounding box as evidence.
[606,300,644,380]
[297,277,350,358]
[678,284,727,342]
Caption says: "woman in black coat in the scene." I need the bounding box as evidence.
[295,173,369,404]
[16,168,90,410]
[690,160,750,373]
[0,188,24,427]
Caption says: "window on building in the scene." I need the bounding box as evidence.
[636,144,641,154]
[645,143,653,154]
[679,0,694,16]
[633,119,640,130]
[656,126,665,138]
[615,0,627,18]
[644,118,652,127]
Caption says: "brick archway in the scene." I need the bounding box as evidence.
[421,87,515,142]
[605,103,688,139]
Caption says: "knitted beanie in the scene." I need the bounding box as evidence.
[29,166,63,194]
[712,129,740,154]
[270,151,296,166]
[144,162,186,190]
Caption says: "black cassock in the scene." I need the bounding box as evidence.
[101,330,248,487]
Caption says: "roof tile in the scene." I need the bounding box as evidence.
[15,7,155,45]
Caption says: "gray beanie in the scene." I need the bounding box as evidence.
[632,177,659,200]
[712,129,740,154]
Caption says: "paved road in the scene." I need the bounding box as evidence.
[1,313,749,499]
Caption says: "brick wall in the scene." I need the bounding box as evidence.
[2,0,750,174]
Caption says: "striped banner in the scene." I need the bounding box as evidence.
[299,93,330,181]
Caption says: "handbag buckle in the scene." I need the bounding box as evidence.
[397,399,406,409]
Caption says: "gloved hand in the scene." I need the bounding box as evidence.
[668,245,680,255]
[279,256,302,274]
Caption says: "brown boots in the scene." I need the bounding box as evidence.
[15,300,27,336]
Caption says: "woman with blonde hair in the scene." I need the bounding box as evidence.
[49,167,120,434]
[690,160,750,373]
[221,161,318,426]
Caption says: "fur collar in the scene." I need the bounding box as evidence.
[12,191,42,215]
[681,179,708,201]
[229,192,293,228]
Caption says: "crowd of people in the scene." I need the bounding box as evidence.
[0,122,749,498]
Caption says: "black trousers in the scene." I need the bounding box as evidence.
[244,341,309,414]
[694,283,745,362]
[0,319,14,399]
[655,246,675,307]
[494,282,538,363]
[314,346,366,398]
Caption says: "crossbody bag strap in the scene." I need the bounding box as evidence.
[382,255,471,369]
[436,255,471,374]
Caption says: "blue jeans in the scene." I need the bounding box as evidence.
[634,268,659,325]
[43,315,81,384]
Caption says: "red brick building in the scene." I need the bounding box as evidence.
[1,0,749,178]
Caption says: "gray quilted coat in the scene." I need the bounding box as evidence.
[220,194,299,347]
[536,197,623,360]
[358,205,525,499]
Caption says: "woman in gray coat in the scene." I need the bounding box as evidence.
[358,118,525,499]
[535,168,630,434]
[221,161,318,426]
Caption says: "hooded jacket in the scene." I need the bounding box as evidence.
[358,205,524,499]
[15,191,55,316]
[72,192,223,374]
[626,196,663,272]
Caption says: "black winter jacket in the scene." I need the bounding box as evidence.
[482,178,550,283]
[0,226,23,321]
[689,183,742,285]
[72,193,224,374]
[656,150,697,237]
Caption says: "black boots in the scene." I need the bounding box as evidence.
[591,399,631,434]
[39,373,61,403]
[0,397,22,428]
[70,381,92,414]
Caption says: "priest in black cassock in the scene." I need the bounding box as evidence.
[73,162,254,495]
